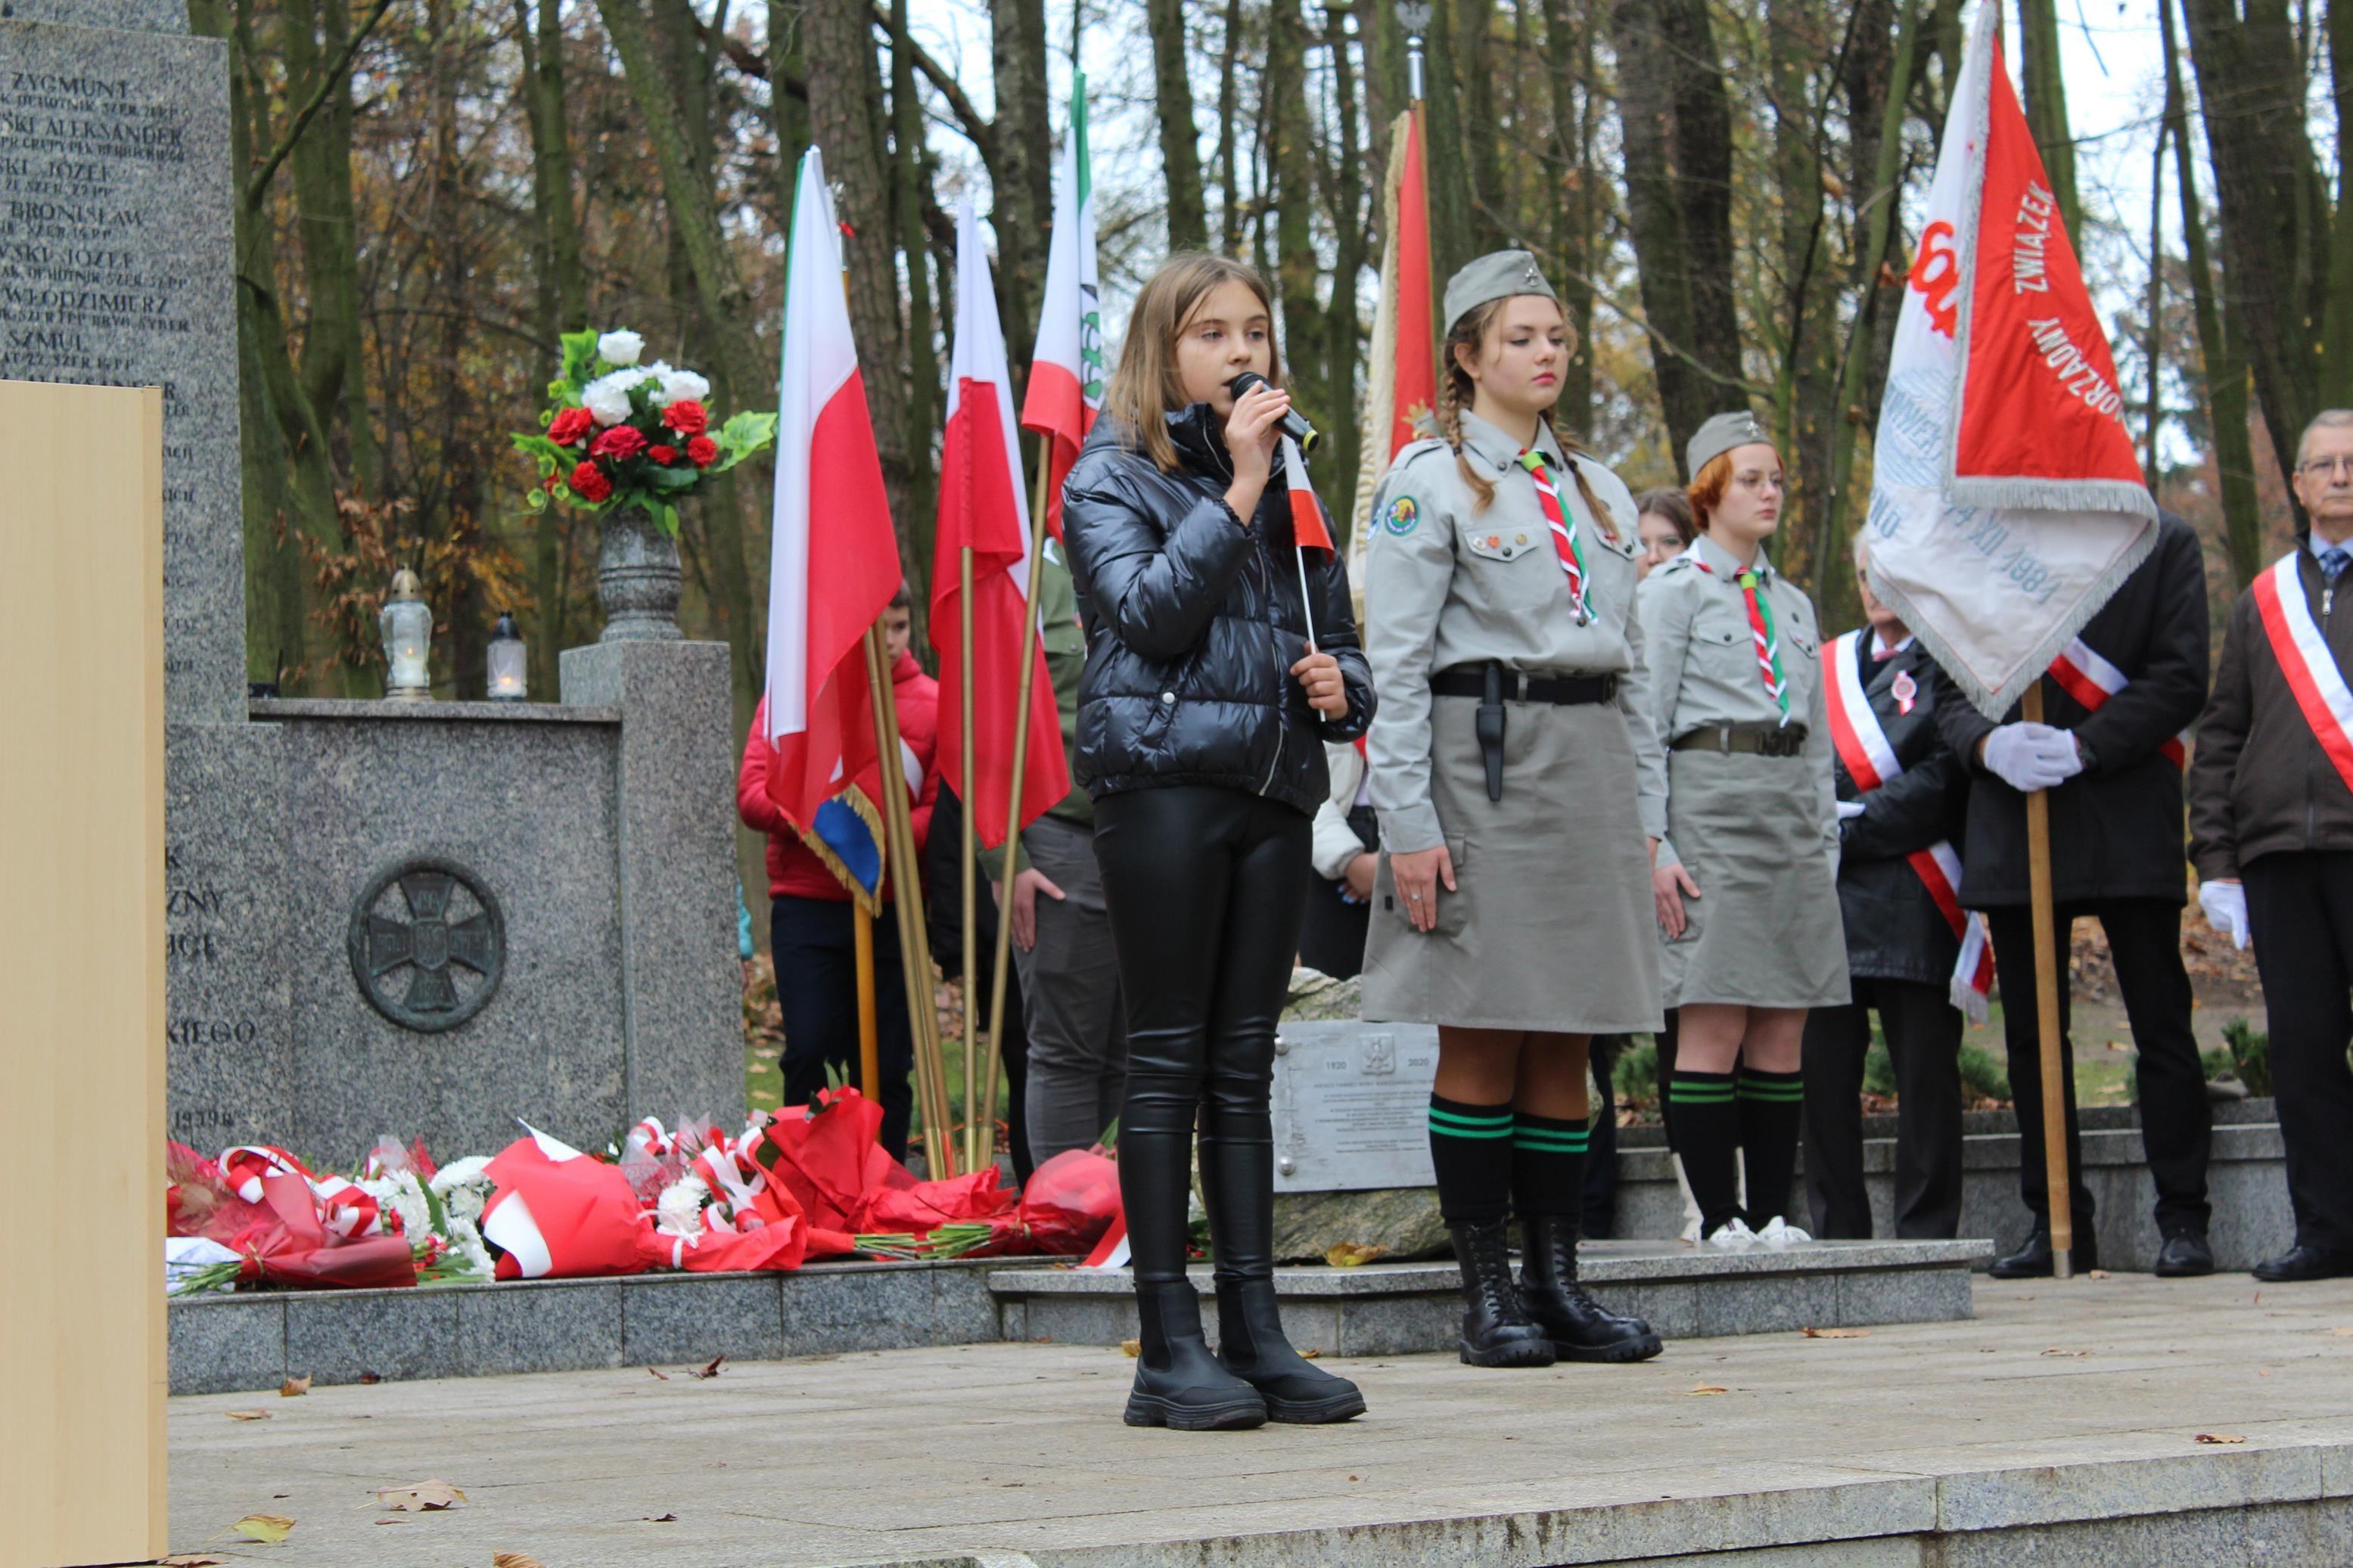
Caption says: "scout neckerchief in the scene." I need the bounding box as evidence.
[1823,630,1993,1021]
[2250,549,2353,794]
[1516,448,1590,622]
[2044,637,2187,769]
[1683,545,1789,723]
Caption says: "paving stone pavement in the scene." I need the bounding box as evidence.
[166,1272,2353,1566]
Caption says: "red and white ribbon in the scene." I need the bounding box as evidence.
[2046,637,2187,768]
[2252,551,2353,794]
[1824,631,1994,1021]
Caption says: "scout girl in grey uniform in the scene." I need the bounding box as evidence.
[1363,251,1665,1369]
[1637,412,1848,1250]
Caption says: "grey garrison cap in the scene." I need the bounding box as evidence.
[1686,409,1773,477]
[1444,249,1558,338]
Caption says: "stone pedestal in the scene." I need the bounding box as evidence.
[561,639,743,1129]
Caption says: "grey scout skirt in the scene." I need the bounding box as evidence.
[1362,694,1661,1032]
[1658,747,1848,1009]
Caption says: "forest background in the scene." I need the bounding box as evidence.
[208,0,2339,902]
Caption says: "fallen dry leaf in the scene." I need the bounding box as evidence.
[492,1554,548,1568]
[2087,1269,2112,1280]
[1120,1338,1141,1357]
[1300,1348,1322,1359]
[2194,1432,2247,1445]
[1800,1327,1870,1339]
[2040,1348,2090,1358]
[642,1513,679,1523]
[230,1514,295,1544]
[692,1354,726,1380]
[358,1371,383,1384]
[1325,1241,1387,1268]
[2330,1327,2353,1337]
[375,1480,465,1512]
[225,1409,271,1422]
[279,1375,311,1398]
[162,1556,225,1566]
[647,1365,671,1380]
[1688,1383,1729,1396]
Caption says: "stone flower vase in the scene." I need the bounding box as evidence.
[597,505,684,641]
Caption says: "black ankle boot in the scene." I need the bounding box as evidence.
[1215,1279,1366,1423]
[1517,1213,1662,1363]
[1448,1219,1556,1368]
[1124,1281,1267,1430]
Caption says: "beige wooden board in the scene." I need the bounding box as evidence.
[0,381,167,1566]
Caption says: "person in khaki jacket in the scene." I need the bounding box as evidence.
[1363,250,1664,1371]
[2191,408,2353,1283]
[1635,413,1846,1253]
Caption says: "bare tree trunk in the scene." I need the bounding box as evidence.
[1149,0,1209,250]
[1217,0,1246,252]
[1612,0,1744,469]
[1455,0,1505,254]
[1322,5,1367,529]
[2166,0,2261,585]
[2180,0,2331,488]
[516,0,588,687]
[2015,0,2080,239]
[278,0,375,493]
[1546,0,1596,433]
[990,0,1053,377]
[1267,0,1324,427]
[1420,0,1475,284]
[893,0,939,585]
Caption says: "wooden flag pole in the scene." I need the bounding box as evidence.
[853,902,881,1099]
[960,545,980,1173]
[980,452,1058,1172]
[2021,682,2074,1278]
[865,621,958,1177]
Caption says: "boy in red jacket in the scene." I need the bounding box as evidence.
[739,589,937,1162]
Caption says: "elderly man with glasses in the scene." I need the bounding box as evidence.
[2191,409,2353,1281]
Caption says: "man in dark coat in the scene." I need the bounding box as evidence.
[1930,510,2213,1278]
[1804,542,1974,1239]
[2189,410,2353,1281]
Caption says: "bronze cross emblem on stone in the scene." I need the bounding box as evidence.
[348,858,506,1032]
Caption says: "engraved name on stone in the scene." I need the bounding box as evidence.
[0,34,239,722]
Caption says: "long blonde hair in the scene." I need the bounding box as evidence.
[1437,298,1611,537]
[1102,253,1284,474]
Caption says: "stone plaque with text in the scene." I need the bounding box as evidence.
[1270,1020,1441,1193]
[0,8,242,725]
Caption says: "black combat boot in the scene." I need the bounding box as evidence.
[1448,1219,1556,1368]
[1517,1213,1663,1362]
[1124,1281,1267,1430]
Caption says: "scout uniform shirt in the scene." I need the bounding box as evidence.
[1363,408,1668,855]
[1633,532,1838,871]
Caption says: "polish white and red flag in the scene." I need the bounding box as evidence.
[1823,632,1996,1020]
[761,146,906,905]
[933,203,1071,848]
[1020,73,1101,542]
[1860,4,2156,716]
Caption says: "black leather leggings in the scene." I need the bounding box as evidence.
[1093,785,1311,1288]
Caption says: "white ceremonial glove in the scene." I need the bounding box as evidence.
[1981,722,2084,793]
[1835,800,1867,821]
[2199,879,2250,951]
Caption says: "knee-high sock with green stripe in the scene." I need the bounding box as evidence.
[1737,1067,1804,1225]
[1428,1094,1515,1225]
[1670,1070,1742,1234]
[1510,1111,1590,1222]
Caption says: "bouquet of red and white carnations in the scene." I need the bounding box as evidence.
[511,328,776,536]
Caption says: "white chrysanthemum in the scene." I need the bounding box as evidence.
[360,1171,431,1240]
[653,368,711,408]
[581,369,645,427]
[444,1213,496,1278]
[656,1175,711,1237]
[429,1156,495,1226]
[597,328,644,366]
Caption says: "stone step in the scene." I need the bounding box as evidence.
[1610,1118,2292,1272]
[990,1238,1989,1357]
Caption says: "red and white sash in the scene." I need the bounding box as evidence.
[2251,551,2353,793]
[1823,631,1994,1021]
[2046,638,2187,768]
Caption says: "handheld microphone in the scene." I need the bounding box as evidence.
[1226,371,1320,456]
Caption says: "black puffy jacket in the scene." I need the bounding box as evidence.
[1061,405,1373,818]
[1830,632,1972,986]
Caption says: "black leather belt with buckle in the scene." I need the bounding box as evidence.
[1430,666,1618,706]
[1671,725,1809,757]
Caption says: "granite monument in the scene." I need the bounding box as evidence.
[2,2,744,1162]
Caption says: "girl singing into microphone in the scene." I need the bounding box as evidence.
[1061,254,1374,1430]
